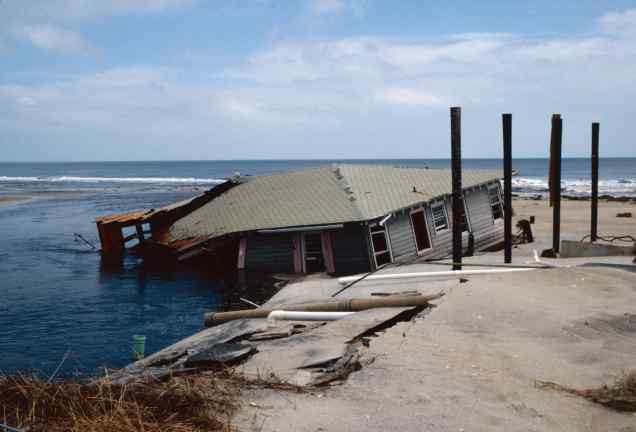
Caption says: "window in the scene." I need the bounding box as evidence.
[488,185,503,221]
[370,225,391,267]
[431,202,448,231]
[410,210,431,251]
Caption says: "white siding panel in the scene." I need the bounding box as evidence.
[464,183,504,250]
[386,212,417,259]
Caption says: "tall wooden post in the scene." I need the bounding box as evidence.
[591,122,599,242]
[502,114,512,263]
[451,107,462,271]
[550,114,563,254]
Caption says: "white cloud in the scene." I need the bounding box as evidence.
[515,37,609,62]
[1,0,194,56]
[2,8,636,159]
[375,87,445,107]
[599,8,636,37]
[19,26,95,55]
[307,0,366,17]
[379,37,505,67]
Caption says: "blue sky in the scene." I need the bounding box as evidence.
[1,0,635,161]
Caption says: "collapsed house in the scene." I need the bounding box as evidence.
[96,164,505,275]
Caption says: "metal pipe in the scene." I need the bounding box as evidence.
[204,292,444,326]
[268,310,355,321]
[337,267,535,285]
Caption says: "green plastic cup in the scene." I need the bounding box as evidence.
[132,335,146,360]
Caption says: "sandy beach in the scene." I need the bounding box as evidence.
[513,196,636,244]
[0,195,33,208]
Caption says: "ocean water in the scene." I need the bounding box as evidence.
[0,158,634,378]
[1,158,635,197]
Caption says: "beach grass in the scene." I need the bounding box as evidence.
[0,372,239,432]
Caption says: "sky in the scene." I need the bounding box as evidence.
[1,0,635,161]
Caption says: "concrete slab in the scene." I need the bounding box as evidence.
[560,239,634,258]
[239,306,422,386]
[234,265,636,432]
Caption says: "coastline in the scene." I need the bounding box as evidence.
[0,195,34,208]
[2,195,636,431]
[99,195,636,431]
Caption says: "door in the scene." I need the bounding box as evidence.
[410,210,431,251]
[303,232,325,273]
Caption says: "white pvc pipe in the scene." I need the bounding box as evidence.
[531,249,569,268]
[267,310,356,321]
[337,267,535,285]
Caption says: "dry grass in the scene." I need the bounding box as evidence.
[0,371,240,432]
[536,370,636,412]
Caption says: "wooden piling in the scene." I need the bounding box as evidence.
[591,122,599,242]
[550,114,563,253]
[451,107,462,271]
[502,113,512,263]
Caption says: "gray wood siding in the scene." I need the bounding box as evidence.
[421,200,456,260]
[245,233,295,273]
[418,184,504,260]
[386,212,417,259]
[464,182,504,250]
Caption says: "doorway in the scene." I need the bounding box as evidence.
[303,232,325,273]
[410,210,431,252]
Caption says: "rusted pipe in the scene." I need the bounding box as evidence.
[204,292,444,327]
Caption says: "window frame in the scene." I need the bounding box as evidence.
[369,223,393,267]
[459,195,471,233]
[430,201,449,233]
[488,184,504,222]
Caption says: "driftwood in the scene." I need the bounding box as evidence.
[204,292,444,327]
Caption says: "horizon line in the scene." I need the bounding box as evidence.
[1,156,635,164]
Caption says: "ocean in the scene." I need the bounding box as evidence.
[1,158,634,378]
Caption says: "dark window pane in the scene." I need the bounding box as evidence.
[372,231,388,252]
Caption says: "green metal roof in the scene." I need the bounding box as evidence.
[169,164,501,242]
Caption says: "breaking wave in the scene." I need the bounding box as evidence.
[512,177,636,197]
[0,176,225,184]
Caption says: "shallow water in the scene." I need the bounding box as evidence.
[0,188,277,379]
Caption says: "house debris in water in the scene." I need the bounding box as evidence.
[96,164,506,275]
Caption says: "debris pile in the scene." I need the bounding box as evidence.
[536,370,636,412]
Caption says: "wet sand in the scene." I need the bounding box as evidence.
[0,195,33,208]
